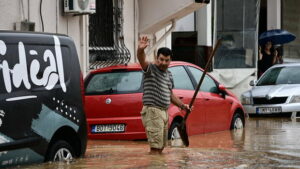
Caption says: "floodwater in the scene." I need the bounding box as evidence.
[21,117,300,169]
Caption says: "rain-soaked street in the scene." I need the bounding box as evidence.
[21,116,300,169]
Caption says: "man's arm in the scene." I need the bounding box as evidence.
[171,92,190,111]
[137,36,150,71]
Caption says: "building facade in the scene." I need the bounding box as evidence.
[1,0,299,97]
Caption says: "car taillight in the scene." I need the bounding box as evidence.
[80,73,85,107]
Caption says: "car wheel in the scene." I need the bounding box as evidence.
[168,121,181,140]
[230,113,244,130]
[47,140,75,162]
[168,121,185,147]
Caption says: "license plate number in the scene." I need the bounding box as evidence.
[91,124,125,133]
[256,107,282,114]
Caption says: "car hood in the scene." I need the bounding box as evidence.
[243,84,300,98]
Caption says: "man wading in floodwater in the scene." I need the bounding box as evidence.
[137,36,191,154]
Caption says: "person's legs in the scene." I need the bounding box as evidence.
[150,147,163,154]
[141,106,167,154]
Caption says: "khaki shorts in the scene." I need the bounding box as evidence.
[141,106,168,149]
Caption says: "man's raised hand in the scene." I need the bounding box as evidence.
[138,36,149,50]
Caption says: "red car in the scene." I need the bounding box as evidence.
[84,61,245,140]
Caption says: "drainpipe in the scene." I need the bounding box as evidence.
[146,20,176,56]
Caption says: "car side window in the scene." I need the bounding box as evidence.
[187,66,219,93]
[169,66,194,90]
[85,71,143,94]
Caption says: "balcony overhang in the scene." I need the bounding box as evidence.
[138,0,209,34]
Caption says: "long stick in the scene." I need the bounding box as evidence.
[177,39,222,147]
[186,39,222,120]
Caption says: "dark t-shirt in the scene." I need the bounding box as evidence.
[259,51,274,73]
[142,63,174,109]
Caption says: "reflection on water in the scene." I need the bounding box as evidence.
[21,117,300,168]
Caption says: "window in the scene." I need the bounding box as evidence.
[257,66,300,86]
[214,0,259,68]
[89,0,130,69]
[188,66,218,93]
[85,71,143,95]
[169,66,194,90]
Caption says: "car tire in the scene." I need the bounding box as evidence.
[230,113,244,130]
[46,140,75,162]
[168,121,181,140]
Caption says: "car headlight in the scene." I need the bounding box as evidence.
[241,96,251,105]
[290,95,300,103]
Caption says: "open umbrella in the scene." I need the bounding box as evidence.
[259,29,296,45]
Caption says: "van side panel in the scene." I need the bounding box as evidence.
[0,32,87,167]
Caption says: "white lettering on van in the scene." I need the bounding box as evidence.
[54,36,66,92]
[6,96,37,101]
[0,110,5,128]
[29,50,38,55]
[0,36,67,101]
[0,40,6,55]
[12,42,31,89]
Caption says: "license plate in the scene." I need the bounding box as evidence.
[256,107,282,114]
[91,124,125,133]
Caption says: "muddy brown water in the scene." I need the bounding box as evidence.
[20,117,300,168]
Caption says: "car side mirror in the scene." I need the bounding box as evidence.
[219,84,226,91]
[218,84,226,98]
[249,80,257,86]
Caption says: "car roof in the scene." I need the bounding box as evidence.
[0,30,68,37]
[89,61,202,74]
[271,62,300,68]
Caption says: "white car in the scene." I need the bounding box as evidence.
[241,63,300,115]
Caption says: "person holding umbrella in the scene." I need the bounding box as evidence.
[258,29,296,77]
[258,41,278,77]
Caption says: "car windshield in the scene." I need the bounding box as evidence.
[257,66,300,86]
[85,71,143,94]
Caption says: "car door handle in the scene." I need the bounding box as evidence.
[179,96,184,100]
[204,98,210,101]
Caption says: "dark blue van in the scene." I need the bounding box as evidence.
[0,31,87,167]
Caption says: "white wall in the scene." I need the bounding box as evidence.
[196,2,212,46]
[174,13,195,32]
[267,0,281,29]
[123,0,137,63]
[0,1,22,30]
